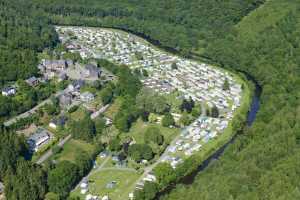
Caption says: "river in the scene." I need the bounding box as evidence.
[105,27,262,198]
[55,25,262,199]
[117,26,263,197]
[155,73,261,199]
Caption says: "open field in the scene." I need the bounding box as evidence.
[103,97,122,119]
[54,139,96,162]
[128,119,180,144]
[71,169,140,200]
[70,107,88,121]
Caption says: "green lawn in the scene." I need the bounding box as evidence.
[164,91,182,113]
[70,107,88,121]
[54,139,95,162]
[71,169,140,200]
[104,97,123,119]
[126,119,180,144]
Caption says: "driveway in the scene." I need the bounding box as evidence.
[4,89,66,127]
[36,134,72,164]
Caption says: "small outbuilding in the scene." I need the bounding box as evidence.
[2,87,16,96]
[26,76,39,87]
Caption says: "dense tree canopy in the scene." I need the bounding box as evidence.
[0,131,28,178]
[128,144,154,162]
[144,127,164,146]
[5,160,47,200]
[47,161,79,198]
[3,0,300,200]
[163,1,300,200]
[0,0,58,84]
[33,0,263,56]
[70,114,96,142]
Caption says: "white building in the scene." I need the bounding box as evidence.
[80,92,95,102]
[27,128,51,152]
[2,87,16,96]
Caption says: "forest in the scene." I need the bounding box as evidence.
[1,0,300,200]
[0,0,58,84]
[32,0,264,56]
[0,0,59,122]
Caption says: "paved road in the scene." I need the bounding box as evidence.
[92,167,136,173]
[36,134,72,164]
[90,104,110,119]
[134,132,182,186]
[4,89,66,127]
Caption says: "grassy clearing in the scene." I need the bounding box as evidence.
[71,169,140,200]
[164,91,182,113]
[54,139,95,162]
[126,119,180,144]
[104,97,123,119]
[70,106,88,121]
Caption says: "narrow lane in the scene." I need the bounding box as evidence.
[36,134,72,164]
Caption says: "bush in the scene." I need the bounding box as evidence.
[52,146,63,155]
[162,113,175,127]
[128,144,154,162]
[68,105,79,113]
[145,127,164,145]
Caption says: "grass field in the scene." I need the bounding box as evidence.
[125,119,180,144]
[54,139,95,162]
[164,91,182,113]
[70,106,88,121]
[104,97,123,119]
[71,169,140,200]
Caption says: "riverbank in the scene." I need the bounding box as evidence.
[55,25,256,200]
[95,26,257,199]
[93,27,261,200]
[155,73,261,199]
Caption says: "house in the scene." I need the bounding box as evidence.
[80,178,89,195]
[112,156,120,162]
[129,193,134,200]
[58,72,68,82]
[49,116,67,129]
[102,196,110,200]
[80,92,95,102]
[68,79,85,92]
[26,76,39,87]
[104,117,112,126]
[86,194,99,200]
[43,59,67,71]
[84,64,101,79]
[59,93,72,107]
[2,87,16,96]
[66,59,74,67]
[27,128,51,152]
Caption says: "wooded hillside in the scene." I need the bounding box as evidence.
[1,0,300,199]
[165,1,300,199]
